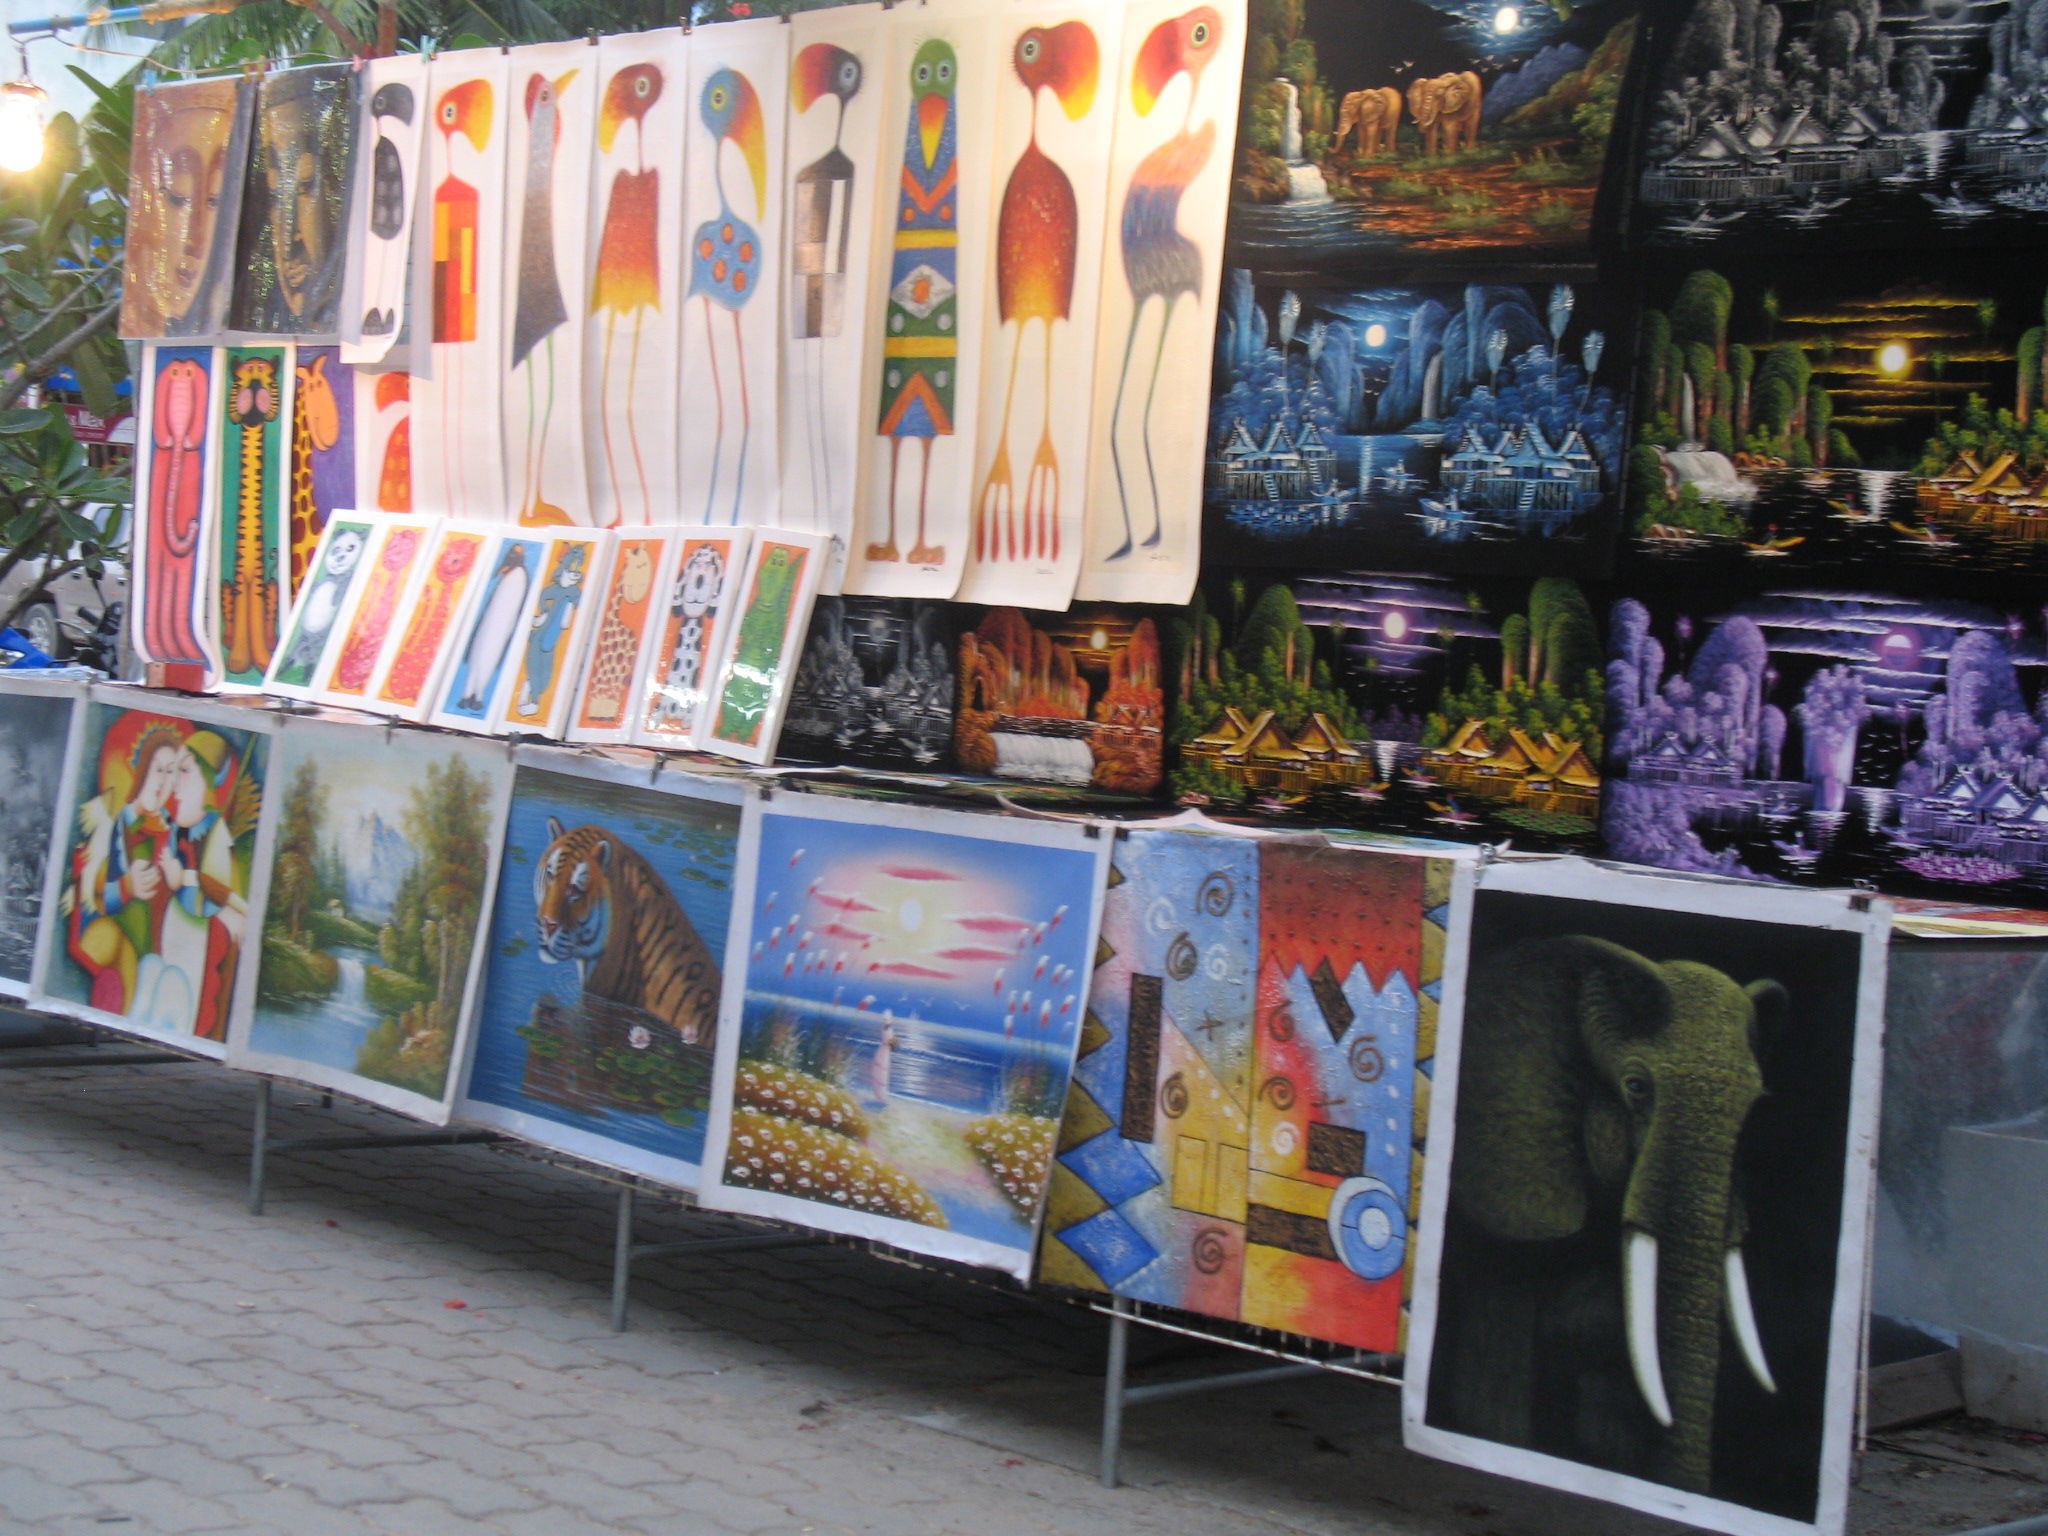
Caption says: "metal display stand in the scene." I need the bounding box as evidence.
[607,1184,817,1332]
[246,1076,506,1215]
[1093,1295,1401,1489]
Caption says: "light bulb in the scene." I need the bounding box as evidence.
[0,82,47,175]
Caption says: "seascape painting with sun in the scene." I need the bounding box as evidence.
[1630,259,2048,576]
[700,798,1108,1277]
[1605,586,2048,901]
[1206,270,1626,574]
[1228,0,1642,270]
[1167,570,1604,849]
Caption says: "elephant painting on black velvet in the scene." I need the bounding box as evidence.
[1409,869,1886,1536]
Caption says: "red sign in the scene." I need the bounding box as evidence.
[61,404,134,445]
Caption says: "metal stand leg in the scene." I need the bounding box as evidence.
[1101,1300,1131,1488]
[611,1185,635,1333]
[248,1077,271,1216]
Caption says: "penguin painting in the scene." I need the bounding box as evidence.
[453,541,535,713]
[360,80,416,338]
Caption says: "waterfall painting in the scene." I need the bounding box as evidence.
[1638,0,2048,254]
[1603,582,2048,903]
[1207,270,1625,575]
[1167,571,1604,849]
[1228,0,1642,273]
[1406,857,1886,1536]
[460,750,743,1189]
[955,606,1165,796]
[1630,258,2048,578]
[698,793,1112,1279]
[1038,827,1474,1353]
[229,720,513,1123]
[781,596,958,773]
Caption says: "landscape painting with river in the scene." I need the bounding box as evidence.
[234,725,511,1120]
[1630,258,2048,576]
[1229,0,1642,272]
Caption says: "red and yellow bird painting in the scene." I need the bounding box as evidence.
[431,75,494,516]
[975,21,1100,570]
[592,58,664,525]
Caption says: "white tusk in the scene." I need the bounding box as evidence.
[1624,1229,1675,1428]
[1724,1247,1778,1395]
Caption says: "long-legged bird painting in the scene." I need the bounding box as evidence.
[425,60,508,520]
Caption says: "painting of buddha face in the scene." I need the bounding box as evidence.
[230,64,356,336]
[120,78,251,339]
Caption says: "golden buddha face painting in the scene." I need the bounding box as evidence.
[121,78,250,339]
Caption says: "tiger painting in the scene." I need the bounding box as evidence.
[533,818,722,1049]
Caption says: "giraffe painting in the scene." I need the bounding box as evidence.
[287,348,357,597]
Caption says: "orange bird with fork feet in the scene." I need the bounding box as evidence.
[976,21,1099,567]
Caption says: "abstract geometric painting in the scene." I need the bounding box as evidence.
[501,40,596,527]
[33,687,271,1058]
[460,750,743,1188]
[1405,858,1888,1536]
[1075,0,1248,605]
[229,719,512,1123]
[678,18,788,528]
[956,0,1121,610]
[216,345,291,691]
[120,76,252,340]
[699,792,1111,1278]
[230,63,357,339]
[1037,829,1471,1352]
[782,3,888,586]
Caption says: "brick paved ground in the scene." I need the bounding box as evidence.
[0,1044,2041,1536]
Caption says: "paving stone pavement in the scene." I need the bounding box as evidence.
[0,1050,2043,1536]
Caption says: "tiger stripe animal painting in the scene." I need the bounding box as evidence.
[460,750,745,1189]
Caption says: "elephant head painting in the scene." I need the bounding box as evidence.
[1415,876,1883,1535]
[1406,71,1480,157]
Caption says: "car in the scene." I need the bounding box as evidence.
[0,503,128,670]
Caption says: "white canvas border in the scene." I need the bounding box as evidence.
[697,790,1112,1278]
[1400,855,1891,1536]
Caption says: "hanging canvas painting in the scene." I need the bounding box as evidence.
[459,750,743,1187]
[699,793,1112,1278]
[586,28,689,528]
[955,0,1123,610]
[1205,271,1627,576]
[956,605,1164,796]
[676,18,788,528]
[228,718,512,1123]
[634,529,753,748]
[781,596,957,772]
[1075,0,1248,606]
[1601,581,2048,903]
[567,528,674,744]
[229,63,358,339]
[216,345,292,691]
[1038,829,1474,1352]
[492,530,612,738]
[1404,858,1889,1536]
[502,40,596,528]
[1629,256,2048,579]
[427,530,554,733]
[353,366,412,513]
[132,343,227,689]
[1228,0,1642,274]
[265,512,379,702]
[841,0,1000,599]
[782,4,890,587]
[421,52,510,521]
[120,76,253,341]
[340,53,427,363]
[372,522,494,719]
[286,345,357,593]
[1168,572,1605,849]
[1637,0,2048,255]
[697,529,827,764]
[315,514,442,709]
[0,676,86,998]
[32,686,272,1057]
